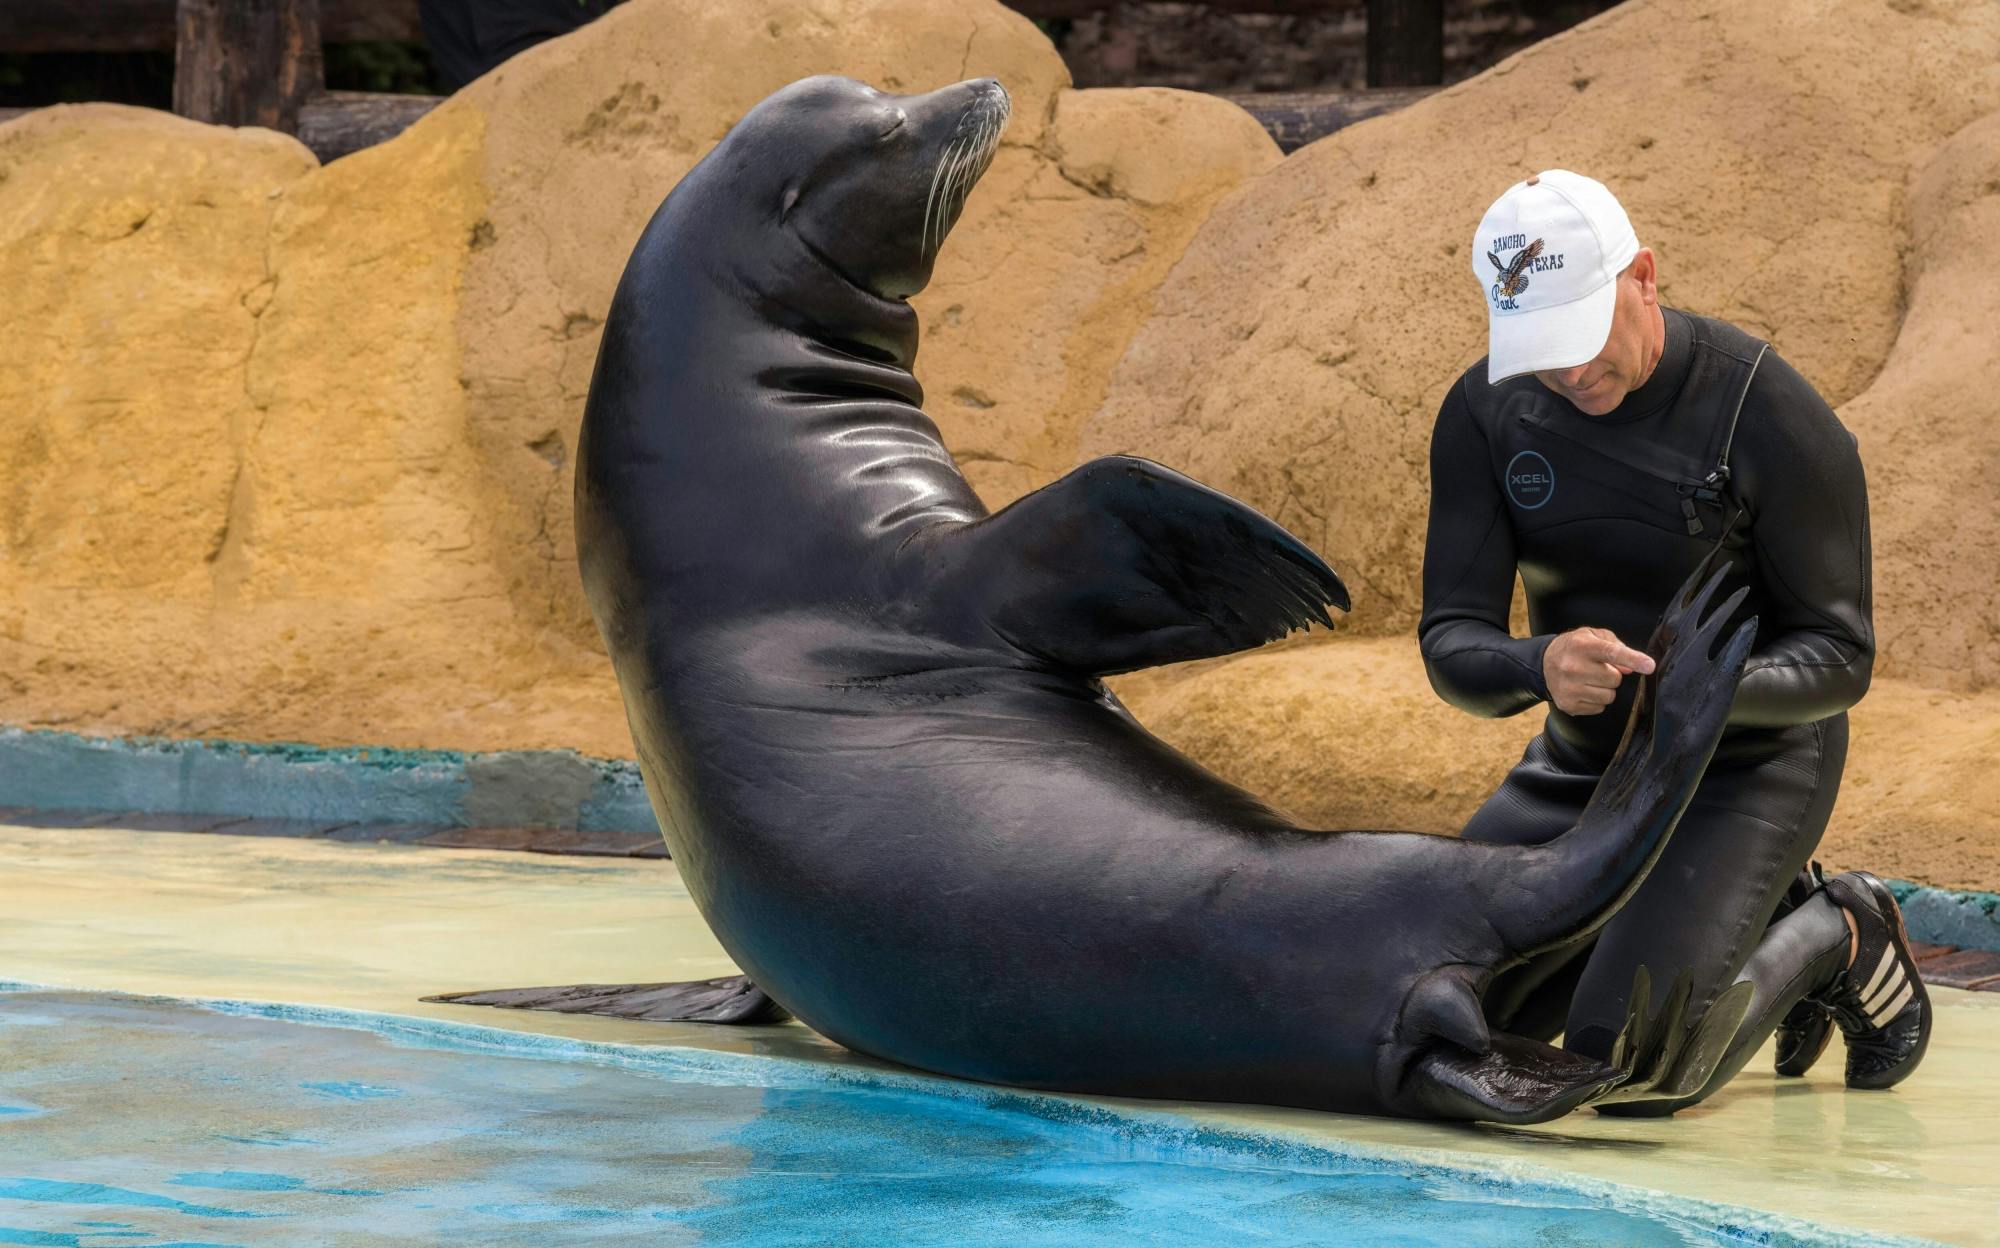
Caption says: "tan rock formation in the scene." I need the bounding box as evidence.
[1838,109,2000,693]
[0,0,1275,754]
[3,0,1998,890]
[1103,33,2000,891]
[1082,0,2000,648]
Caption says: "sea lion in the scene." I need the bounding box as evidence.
[434,74,1758,1122]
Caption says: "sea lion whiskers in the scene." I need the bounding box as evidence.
[928,136,979,262]
[924,97,1008,263]
[920,136,968,262]
[951,106,1006,226]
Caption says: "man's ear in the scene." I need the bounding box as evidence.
[1629,247,1658,305]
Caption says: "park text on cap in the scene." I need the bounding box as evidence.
[1472,169,1641,384]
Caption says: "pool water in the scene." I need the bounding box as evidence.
[0,991,1864,1246]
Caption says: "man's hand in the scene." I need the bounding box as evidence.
[1543,627,1655,715]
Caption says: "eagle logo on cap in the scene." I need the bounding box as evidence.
[1487,238,1545,298]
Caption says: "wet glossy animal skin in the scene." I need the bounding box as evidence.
[552,75,1758,1122]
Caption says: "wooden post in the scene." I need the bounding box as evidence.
[0,0,418,52]
[1365,0,1444,89]
[173,0,324,132]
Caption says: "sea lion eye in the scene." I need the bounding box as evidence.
[877,109,907,141]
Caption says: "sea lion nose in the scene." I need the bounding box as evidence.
[965,77,1009,108]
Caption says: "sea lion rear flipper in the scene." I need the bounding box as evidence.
[1394,964,1623,1124]
[925,455,1349,675]
[1403,1033,1627,1125]
[422,975,791,1024]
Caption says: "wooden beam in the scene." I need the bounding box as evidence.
[1223,86,1434,153]
[1365,0,1444,88]
[174,0,324,132]
[0,0,418,53]
[297,89,439,160]
[8,86,1420,162]
[4,0,1449,53]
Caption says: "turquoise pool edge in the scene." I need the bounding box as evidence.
[7,726,1999,954]
[0,978,1946,1248]
[0,726,656,833]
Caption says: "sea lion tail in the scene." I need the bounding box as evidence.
[1499,558,1757,955]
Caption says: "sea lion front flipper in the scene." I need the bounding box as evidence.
[1592,976,1756,1108]
[422,975,792,1024]
[921,455,1350,676]
[1403,1033,1627,1125]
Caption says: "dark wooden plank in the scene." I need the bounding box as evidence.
[174,0,324,132]
[1221,86,1435,153]
[1,0,418,52]
[1917,948,2000,990]
[2,85,1421,165]
[1910,941,1958,964]
[297,89,438,161]
[2,91,439,163]
[1366,0,1444,88]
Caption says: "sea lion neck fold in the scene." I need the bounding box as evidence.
[749,228,925,408]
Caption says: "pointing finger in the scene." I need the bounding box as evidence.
[1576,633,1655,675]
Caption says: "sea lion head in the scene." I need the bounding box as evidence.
[721,74,1011,300]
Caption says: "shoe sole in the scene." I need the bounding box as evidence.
[1838,871,1932,1091]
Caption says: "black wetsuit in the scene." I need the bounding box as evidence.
[1419,307,1873,1108]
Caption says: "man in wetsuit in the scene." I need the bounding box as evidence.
[1419,170,1931,1112]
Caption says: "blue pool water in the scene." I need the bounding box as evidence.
[0,990,1871,1246]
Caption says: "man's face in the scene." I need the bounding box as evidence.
[1533,248,1659,416]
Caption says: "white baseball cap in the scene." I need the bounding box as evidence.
[1472,169,1640,384]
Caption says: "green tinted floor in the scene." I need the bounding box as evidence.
[1,823,1993,1245]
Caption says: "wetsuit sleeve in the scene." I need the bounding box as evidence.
[1726,354,1875,727]
[1417,375,1554,717]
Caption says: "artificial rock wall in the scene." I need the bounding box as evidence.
[5,0,2000,886]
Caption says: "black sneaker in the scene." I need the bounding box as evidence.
[1773,863,1834,1078]
[1816,871,1933,1090]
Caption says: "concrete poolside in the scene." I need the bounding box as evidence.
[2,822,1994,1246]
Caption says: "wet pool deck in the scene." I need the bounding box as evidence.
[2,822,1994,1246]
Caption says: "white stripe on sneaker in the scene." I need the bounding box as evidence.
[1863,963,1906,1017]
[1871,980,1914,1028]
[1858,948,1896,1002]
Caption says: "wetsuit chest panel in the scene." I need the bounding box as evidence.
[1481,324,1762,759]
[1489,395,1701,540]
[1420,307,1872,765]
